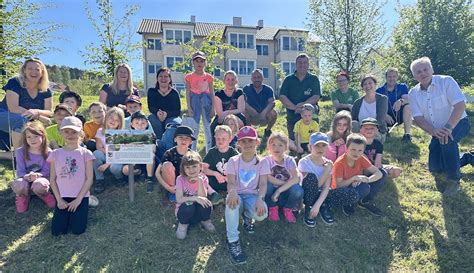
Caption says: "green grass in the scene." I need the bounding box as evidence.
[0,97,473,272]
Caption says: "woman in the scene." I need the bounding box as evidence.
[147,67,181,141]
[351,74,388,136]
[0,58,53,156]
[99,63,138,113]
[330,71,360,112]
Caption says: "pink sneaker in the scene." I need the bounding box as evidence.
[15,196,30,213]
[283,208,296,223]
[268,206,280,222]
[39,192,56,208]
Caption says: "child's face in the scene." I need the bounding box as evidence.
[301,110,313,123]
[63,97,79,113]
[215,130,231,150]
[106,114,121,129]
[269,139,287,157]
[126,102,141,115]
[175,135,193,148]
[184,163,201,179]
[89,105,105,124]
[61,128,80,144]
[336,118,349,134]
[192,58,206,72]
[131,118,148,130]
[360,125,378,139]
[224,74,237,89]
[225,120,238,134]
[238,138,259,154]
[347,143,365,161]
[25,131,43,148]
[54,109,71,126]
[310,142,327,156]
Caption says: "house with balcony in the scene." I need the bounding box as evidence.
[137,16,319,92]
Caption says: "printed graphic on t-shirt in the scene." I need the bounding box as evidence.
[365,148,377,163]
[216,158,227,174]
[304,88,312,96]
[239,169,257,187]
[60,156,78,179]
[271,165,290,182]
[26,164,42,173]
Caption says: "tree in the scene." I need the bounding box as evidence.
[307,0,386,79]
[390,0,473,86]
[82,0,141,76]
[0,0,62,85]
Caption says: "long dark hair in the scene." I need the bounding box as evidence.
[155,67,173,89]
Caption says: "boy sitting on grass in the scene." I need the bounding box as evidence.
[83,102,106,152]
[59,91,86,125]
[46,104,73,149]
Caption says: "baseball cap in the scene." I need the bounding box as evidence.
[192,51,206,61]
[237,126,258,141]
[54,103,73,116]
[174,125,196,140]
[361,117,379,127]
[60,116,83,132]
[130,111,148,122]
[309,132,329,145]
[125,95,141,105]
[301,103,315,113]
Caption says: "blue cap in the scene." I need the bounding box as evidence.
[309,132,329,145]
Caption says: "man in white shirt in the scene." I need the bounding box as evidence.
[408,57,470,196]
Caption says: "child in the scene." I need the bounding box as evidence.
[48,116,95,235]
[46,104,74,149]
[359,118,402,179]
[324,110,352,162]
[11,121,55,213]
[264,132,303,223]
[225,126,269,264]
[332,133,385,217]
[294,104,319,154]
[185,51,215,152]
[83,102,106,152]
[175,151,216,239]
[123,95,148,129]
[59,91,86,125]
[298,132,333,227]
[223,114,240,148]
[155,125,195,203]
[203,125,238,204]
[93,107,126,193]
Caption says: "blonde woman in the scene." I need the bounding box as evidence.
[99,63,138,114]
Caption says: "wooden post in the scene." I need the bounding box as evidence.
[128,164,134,202]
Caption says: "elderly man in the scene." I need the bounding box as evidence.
[243,69,277,138]
[279,53,321,140]
[408,57,470,196]
[376,68,412,142]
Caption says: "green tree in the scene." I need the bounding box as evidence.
[82,0,141,76]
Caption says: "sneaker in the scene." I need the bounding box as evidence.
[303,206,316,228]
[402,134,412,142]
[319,204,334,225]
[242,214,255,233]
[176,223,189,239]
[283,207,296,223]
[208,192,224,205]
[263,129,272,138]
[168,193,177,203]
[268,206,280,222]
[88,195,99,207]
[15,195,30,213]
[342,205,355,217]
[227,240,247,264]
[94,179,105,194]
[460,151,474,167]
[146,177,154,193]
[39,192,56,208]
[358,200,383,217]
[200,220,216,232]
[443,182,461,197]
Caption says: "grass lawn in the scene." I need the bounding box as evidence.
[0,96,472,272]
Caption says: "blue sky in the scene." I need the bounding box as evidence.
[33,0,415,79]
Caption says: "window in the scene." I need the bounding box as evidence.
[282,62,296,75]
[165,56,184,70]
[229,59,256,75]
[148,63,162,74]
[256,44,269,56]
[165,29,192,45]
[173,83,186,92]
[213,66,221,77]
[229,33,255,49]
[282,36,290,51]
[258,67,269,78]
[281,36,305,51]
[147,39,162,50]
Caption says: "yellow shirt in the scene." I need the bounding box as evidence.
[46,124,65,147]
[294,120,319,143]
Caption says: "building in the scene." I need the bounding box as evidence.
[137,16,319,92]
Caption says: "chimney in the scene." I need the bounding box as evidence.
[190,15,196,23]
[233,17,242,27]
[257,19,264,29]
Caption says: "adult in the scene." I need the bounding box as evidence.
[0,58,53,156]
[147,67,182,140]
[99,63,138,113]
[351,75,388,138]
[330,71,359,112]
[279,53,321,140]
[376,67,412,142]
[408,57,470,196]
[243,69,277,138]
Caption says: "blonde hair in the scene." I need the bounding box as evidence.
[180,151,202,177]
[20,121,49,161]
[328,110,352,143]
[223,70,238,89]
[214,125,233,138]
[267,132,289,151]
[102,107,124,134]
[223,114,241,134]
[110,63,134,96]
[18,58,49,91]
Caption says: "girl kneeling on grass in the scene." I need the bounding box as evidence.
[11,121,55,213]
[264,132,303,223]
[48,116,95,236]
[175,151,216,239]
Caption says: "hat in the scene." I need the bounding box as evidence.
[60,116,83,132]
[191,51,206,61]
[174,125,196,140]
[130,111,148,122]
[54,103,73,116]
[361,117,379,127]
[309,132,329,145]
[237,126,258,141]
[301,103,315,113]
[125,95,141,105]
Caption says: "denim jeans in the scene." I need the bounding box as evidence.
[0,109,28,133]
[265,183,303,209]
[148,114,182,140]
[188,93,213,152]
[428,117,470,182]
[225,194,268,243]
[93,150,124,180]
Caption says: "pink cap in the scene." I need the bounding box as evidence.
[237,126,258,140]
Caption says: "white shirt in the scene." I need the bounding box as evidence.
[408,75,467,129]
[358,99,377,122]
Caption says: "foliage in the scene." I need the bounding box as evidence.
[68,71,108,97]
[46,65,88,84]
[81,0,141,76]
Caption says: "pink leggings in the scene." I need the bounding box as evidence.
[11,177,50,197]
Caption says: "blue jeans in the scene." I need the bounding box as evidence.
[93,150,124,180]
[265,183,303,209]
[428,118,470,182]
[148,114,182,139]
[225,194,268,243]
[0,109,28,133]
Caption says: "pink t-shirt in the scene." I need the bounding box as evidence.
[47,147,95,198]
[175,173,215,214]
[226,155,271,195]
[184,72,214,94]
[264,155,297,187]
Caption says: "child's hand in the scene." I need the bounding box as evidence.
[57,198,68,210]
[67,198,83,212]
[255,198,266,217]
[195,196,212,208]
[324,160,333,169]
[357,175,370,183]
[29,172,39,182]
[271,190,280,202]
[310,206,320,219]
[97,164,109,172]
[215,173,227,183]
[226,191,239,209]
[297,146,304,154]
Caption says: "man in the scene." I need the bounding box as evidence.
[376,68,412,142]
[243,69,278,138]
[408,57,470,196]
[279,53,321,140]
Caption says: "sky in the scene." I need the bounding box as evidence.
[31,0,416,79]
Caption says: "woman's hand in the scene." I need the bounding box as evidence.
[157,110,167,122]
[21,109,38,120]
